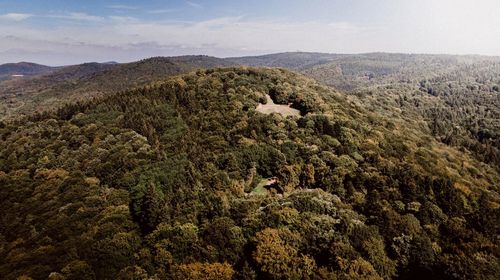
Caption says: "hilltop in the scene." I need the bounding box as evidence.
[0,62,55,82]
[3,52,498,170]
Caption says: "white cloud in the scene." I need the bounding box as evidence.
[186,1,203,9]
[0,13,32,21]
[148,9,178,14]
[100,17,370,55]
[1,3,500,65]
[108,16,138,23]
[47,12,105,22]
[106,5,138,10]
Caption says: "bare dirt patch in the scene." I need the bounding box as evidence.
[256,94,300,117]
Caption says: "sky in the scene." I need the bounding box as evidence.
[0,0,499,65]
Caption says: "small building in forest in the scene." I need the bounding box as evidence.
[263,177,284,194]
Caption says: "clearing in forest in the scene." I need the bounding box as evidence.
[251,179,269,195]
[256,94,301,117]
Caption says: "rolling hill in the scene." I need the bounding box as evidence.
[0,62,55,82]
[297,53,500,168]
[0,56,231,119]
[1,53,498,169]
[0,67,498,279]
[226,52,500,169]
[226,52,343,70]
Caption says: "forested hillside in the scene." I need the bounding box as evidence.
[6,53,498,170]
[297,54,500,168]
[1,67,498,279]
[0,62,55,82]
[0,56,230,119]
[226,52,342,70]
[226,53,500,169]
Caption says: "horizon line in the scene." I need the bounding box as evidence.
[3,51,500,67]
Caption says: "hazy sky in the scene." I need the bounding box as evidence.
[1,0,499,65]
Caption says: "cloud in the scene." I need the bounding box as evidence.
[186,1,203,9]
[108,16,138,23]
[48,12,105,22]
[106,5,138,10]
[0,17,385,64]
[0,35,251,65]
[1,9,499,65]
[148,9,178,14]
[108,17,369,54]
[0,13,32,21]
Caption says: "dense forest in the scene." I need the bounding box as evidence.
[0,67,498,279]
[0,56,230,119]
[3,53,498,172]
[299,54,500,168]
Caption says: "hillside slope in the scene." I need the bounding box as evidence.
[1,53,497,171]
[0,62,55,82]
[226,52,343,70]
[0,56,231,119]
[0,67,497,279]
[299,53,500,168]
[226,52,500,168]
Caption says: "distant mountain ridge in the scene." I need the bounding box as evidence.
[0,62,55,82]
[0,55,231,118]
[2,52,500,119]
[225,52,345,70]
